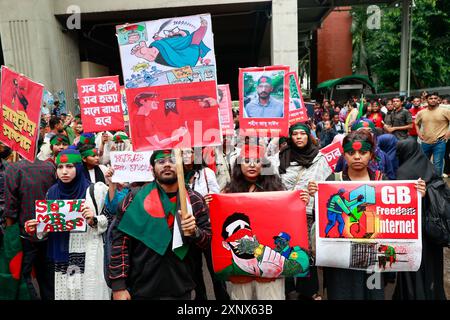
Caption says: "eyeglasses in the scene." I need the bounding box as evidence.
[155,157,176,165]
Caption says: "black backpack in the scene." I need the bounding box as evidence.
[423,179,450,247]
[91,185,142,288]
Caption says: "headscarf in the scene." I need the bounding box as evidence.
[279,123,319,174]
[46,149,91,263]
[112,131,132,151]
[396,139,440,183]
[79,145,106,184]
[48,149,90,200]
[377,134,399,173]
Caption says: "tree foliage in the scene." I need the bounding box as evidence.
[351,0,450,92]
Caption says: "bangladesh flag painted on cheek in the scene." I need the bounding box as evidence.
[0,223,31,300]
[118,181,189,260]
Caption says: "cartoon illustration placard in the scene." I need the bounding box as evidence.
[125,81,221,151]
[110,151,154,183]
[320,141,343,172]
[239,66,289,137]
[35,199,87,233]
[218,84,234,136]
[209,191,310,280]
[287,72,308,126]
[116,14,217,88]
[77,76,125,133]
[315,181,422,272]
[0,66,43,162]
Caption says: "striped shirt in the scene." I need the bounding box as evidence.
[3,160,56,233]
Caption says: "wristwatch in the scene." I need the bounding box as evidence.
[193,226,201,238]
[92,216,98,227]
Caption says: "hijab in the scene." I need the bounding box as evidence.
[396,139,440,183]
[279,125,319,174]
[377,134,399,173]
[46,150,91,263]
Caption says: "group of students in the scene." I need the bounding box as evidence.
[0,94,449,301]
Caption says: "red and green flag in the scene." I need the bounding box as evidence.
[118,182,189,260]
[0,223,31,300]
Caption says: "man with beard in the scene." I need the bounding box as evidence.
[245,76,284,118]
[109,150,211,300]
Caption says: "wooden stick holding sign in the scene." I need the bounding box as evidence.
[174,148,188,223]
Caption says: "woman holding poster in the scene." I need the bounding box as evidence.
[213,144,310,300]
[277,122,331,300]
[308,131,426,300]
[24,149,111,300]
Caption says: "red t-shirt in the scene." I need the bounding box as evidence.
[368,112,384,128]
[409,106,425,136]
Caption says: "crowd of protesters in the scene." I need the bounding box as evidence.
[0,90,449,301]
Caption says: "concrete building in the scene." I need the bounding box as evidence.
[0,0,399,113]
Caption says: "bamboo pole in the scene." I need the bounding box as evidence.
[174,149,188,221]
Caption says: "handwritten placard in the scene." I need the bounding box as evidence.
[35,199,86,233]
[110,151,154,183]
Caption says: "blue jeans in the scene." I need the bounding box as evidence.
[421,139,446,175]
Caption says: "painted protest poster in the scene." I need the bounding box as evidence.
[116,14,217,88]
[239,66,289,137]
[315,181,422,272]
[35,199,87,233]
[77,76,125,132]
[125,81,221,151]
[209,191,310,280]
[218,84,234,136]
[0,66,43,162]
[110,151,154,183]
[320,141,343,172]
[287,72,308,126]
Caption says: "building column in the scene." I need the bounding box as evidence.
[271,0,298,72]
[0,0,81,113]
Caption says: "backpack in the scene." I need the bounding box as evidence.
[423,179,450,247]
[92,185,141,288]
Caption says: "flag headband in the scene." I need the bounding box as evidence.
[50,135,69,146]
[343,140,373,153]
[289,123,310,137]
[113,134,129,143]
[56,153,82,165]
[80,148,98,158]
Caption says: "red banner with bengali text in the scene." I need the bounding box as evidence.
[320,141,343,172]
[0,66,43,161]
[77,76,125,133]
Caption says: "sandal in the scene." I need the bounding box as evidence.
[312,293,323,300]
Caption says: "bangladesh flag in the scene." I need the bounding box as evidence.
[118,181,189,260]
[357,94,365,120]
[0,223,31,300]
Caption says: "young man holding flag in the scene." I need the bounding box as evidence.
[109,150,211,300]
